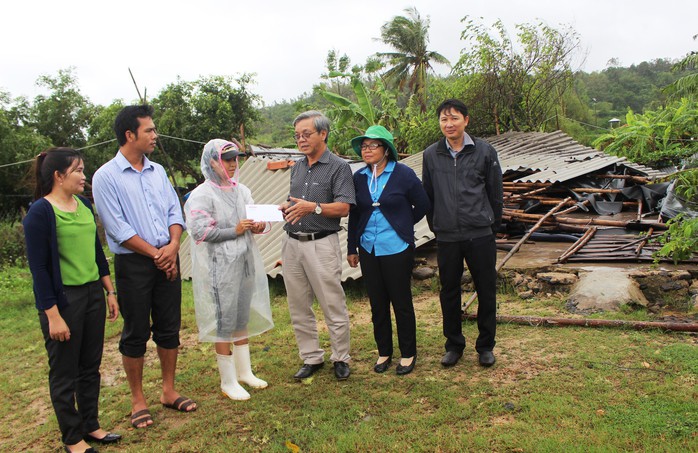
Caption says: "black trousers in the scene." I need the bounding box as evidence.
[359,245,417,358]
[115,253,181,357]
[39,280,105,445]
[437,235,497,354]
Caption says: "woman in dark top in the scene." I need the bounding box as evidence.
[23,148,120,453]
[347,126,430,375]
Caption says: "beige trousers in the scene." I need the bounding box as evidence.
[281,233,351,364]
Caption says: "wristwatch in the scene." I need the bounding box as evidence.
[314,202,323,215]
[106,290,117,296]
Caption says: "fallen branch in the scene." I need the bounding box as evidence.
[462,313,698,333]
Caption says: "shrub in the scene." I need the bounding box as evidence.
[0,218,26,269]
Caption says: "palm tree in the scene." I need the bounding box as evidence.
[665,38,697,99]
[375,7,450,111]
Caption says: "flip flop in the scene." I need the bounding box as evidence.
[130,409,153,429]
[162,396,197,412]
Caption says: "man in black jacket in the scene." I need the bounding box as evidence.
[422,99,503,368]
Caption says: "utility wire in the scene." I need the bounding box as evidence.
[76,139,117,151]
[0,158,33,169]
[0,134,206,169]
[158,134,207,145]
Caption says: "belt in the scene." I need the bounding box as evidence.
[287,231,334,242]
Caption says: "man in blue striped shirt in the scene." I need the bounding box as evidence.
[93,105,196,429]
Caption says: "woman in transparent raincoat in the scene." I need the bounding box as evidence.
[184,139,273,401]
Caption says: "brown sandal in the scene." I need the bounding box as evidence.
[130,409,153,428]
[162,396,197,412]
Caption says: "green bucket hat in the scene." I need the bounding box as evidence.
[350,125,398,161]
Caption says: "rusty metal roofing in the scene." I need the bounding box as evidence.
[180,130,666,281]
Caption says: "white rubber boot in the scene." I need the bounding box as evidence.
[216,353,250,400]
[234,344,268,389]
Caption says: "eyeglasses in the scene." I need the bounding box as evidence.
[294,130,318,142]
[360,143,384,151]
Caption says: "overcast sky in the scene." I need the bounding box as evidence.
[1,0,696,107]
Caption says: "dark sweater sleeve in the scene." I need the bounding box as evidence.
[23,206,58,310]
[485,146,504,231]
[346,173,361,255]
[421,150,435,233]
[403,165,430,224]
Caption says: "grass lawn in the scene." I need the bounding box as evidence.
[1,264,696,452]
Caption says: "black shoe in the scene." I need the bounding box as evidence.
[441,350,462,367]
[478,351,496,367]
[64,447,98,453]
[334,361,351,380]
[293,362,324,380]
[396,356,416,376]
[373,357,392,373]
[84,432,122,444]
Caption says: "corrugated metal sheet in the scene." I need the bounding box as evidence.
[489,130,666,182]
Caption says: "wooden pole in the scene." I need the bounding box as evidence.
[634,228,654,258]
[558,227,597,263]
[462,313,698,333]
[554,199,591,216]
[503,210,668,230]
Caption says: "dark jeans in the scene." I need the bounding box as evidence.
[437,235,497,353]
[359,245,417,358]
[39,280,105,445]
[115,253,181,357]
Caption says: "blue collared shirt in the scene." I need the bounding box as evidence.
[359,161,408,256]
[446,133,475,158]
[92,151,185,254]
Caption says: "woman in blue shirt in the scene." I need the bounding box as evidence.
[347,126,430,375]
[23,148,120,453]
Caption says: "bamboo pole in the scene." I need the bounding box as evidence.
[606,233,660,253]
[569,188,624,194]
[463,197,572,312]
[554,199,591,216]
[507,186,551,200]
[634,228,654,258]
[558,227,597,263]
[504,210,668,230]
[589,174,649,184]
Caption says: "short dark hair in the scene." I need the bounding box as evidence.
[436,99,468,119]
[114,105,154,146]
[32,147,83,200]
[293,110,331,143]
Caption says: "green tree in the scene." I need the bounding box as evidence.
[30,67,95,147]
[319,70,403,155]
[375,7,450,112]
[151,74,261,182]
[454,18,580,134]
[0,91,51,216]
[592,98,698,167]
[82,101,125,180]
[665,37,697,99]
[577,59,681,121]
